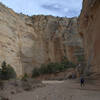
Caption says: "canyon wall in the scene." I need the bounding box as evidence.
[79,0,100,76]
[0,3,82,77]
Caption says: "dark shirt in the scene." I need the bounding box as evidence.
[80,78,84,83]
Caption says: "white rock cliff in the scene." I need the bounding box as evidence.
[0,3,82,77]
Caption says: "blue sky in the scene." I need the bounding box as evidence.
[0,0,83,17]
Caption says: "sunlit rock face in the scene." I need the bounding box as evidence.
[79,0,100,75]
[0,3,82,77]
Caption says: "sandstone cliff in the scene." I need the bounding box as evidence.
[0,3,82,76]
[79,0,100,76]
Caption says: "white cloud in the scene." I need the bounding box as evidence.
[0,0,83,17]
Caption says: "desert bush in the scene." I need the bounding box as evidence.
[6,64,16,79]
[77,55,85,62]
[32,58,76,78]
[32,67,40,77]
[0,61,16,80]
[21,73,29,81]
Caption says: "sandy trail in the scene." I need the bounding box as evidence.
[10,80,100,100]
[42,80,64,84]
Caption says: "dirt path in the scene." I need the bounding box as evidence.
[10,80,100,100]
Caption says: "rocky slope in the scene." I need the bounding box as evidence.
[79,0,100,76]
[0,3,82,77]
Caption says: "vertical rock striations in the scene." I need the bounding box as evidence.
[79,0,100,76]
[0,3,82,76]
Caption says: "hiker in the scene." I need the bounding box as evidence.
[80,77,85,87]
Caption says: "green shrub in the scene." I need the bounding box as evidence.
[6,64,16,79]
[39,64,48,74]
[32,67,40,77]
[22,73,29,81]
[32,58,76,78]
[0,69,2,80]
[77,55,85,62]
[0,61,16,80]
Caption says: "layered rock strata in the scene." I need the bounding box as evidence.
[0,3,82,76]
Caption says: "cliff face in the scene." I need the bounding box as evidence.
[79,0,100,75]
[0,3,82,76]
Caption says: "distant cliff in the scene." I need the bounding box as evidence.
[79,0,100,76]
[0,3,82,77]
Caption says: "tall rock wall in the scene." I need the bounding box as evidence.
[0,3,82,77]
[79,0,100,75]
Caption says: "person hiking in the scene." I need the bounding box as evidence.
[80,77,85,87]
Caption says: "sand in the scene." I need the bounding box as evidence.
[9,80,100,100]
